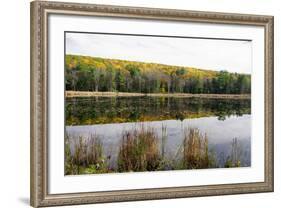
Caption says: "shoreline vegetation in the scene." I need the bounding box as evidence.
[65,91,251,99]
[65,127,243,175]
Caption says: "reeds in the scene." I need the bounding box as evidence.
[65,126,244,175]
[65,134,107,174]
[117,126,161,172]
[161,124,168,158]
[182,128,214,169]
[224,138,241,168]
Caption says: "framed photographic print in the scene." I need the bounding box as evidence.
[30,1,274,207]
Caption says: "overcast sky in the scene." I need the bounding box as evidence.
[66,32,252,74]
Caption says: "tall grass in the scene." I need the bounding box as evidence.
[65,127,244,175]
[181,128,215,169]
[65,134,108,175]
[161,124,167,158]
[117,126,161,172]
[224,138,241,168]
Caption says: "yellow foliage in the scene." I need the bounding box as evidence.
[65,54,218,79]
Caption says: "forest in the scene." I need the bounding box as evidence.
[65,55,251,94]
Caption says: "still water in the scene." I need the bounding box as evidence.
[66,97,251,168]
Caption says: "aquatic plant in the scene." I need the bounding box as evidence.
[182,128,215,169]
[224,138,241,168]
[65,127,245,175]
[117,126,161,172]
[65,134,108,174]
[65,134,77,174]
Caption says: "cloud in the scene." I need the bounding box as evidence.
[66,32,252,74]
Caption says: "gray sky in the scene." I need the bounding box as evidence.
[66,32,252,74]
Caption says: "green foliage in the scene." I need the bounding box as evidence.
[65,134,110,175]
[65,135,77,175]
[65,55,251,94]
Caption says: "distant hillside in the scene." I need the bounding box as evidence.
[65,54,251,94]
[66,54,219,78]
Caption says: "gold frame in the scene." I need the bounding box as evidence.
[30,1,274,207]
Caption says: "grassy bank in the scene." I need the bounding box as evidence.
[65,127,242,175]
[66,91,251,99]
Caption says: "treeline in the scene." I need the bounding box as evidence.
[65,55,251,94]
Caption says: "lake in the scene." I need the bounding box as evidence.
[65,96,251,172]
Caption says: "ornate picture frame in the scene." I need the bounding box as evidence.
[30,1,274,207]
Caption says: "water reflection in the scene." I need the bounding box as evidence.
[66,115,251,170]
[65,97,251,174]
[65,97,251,125]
